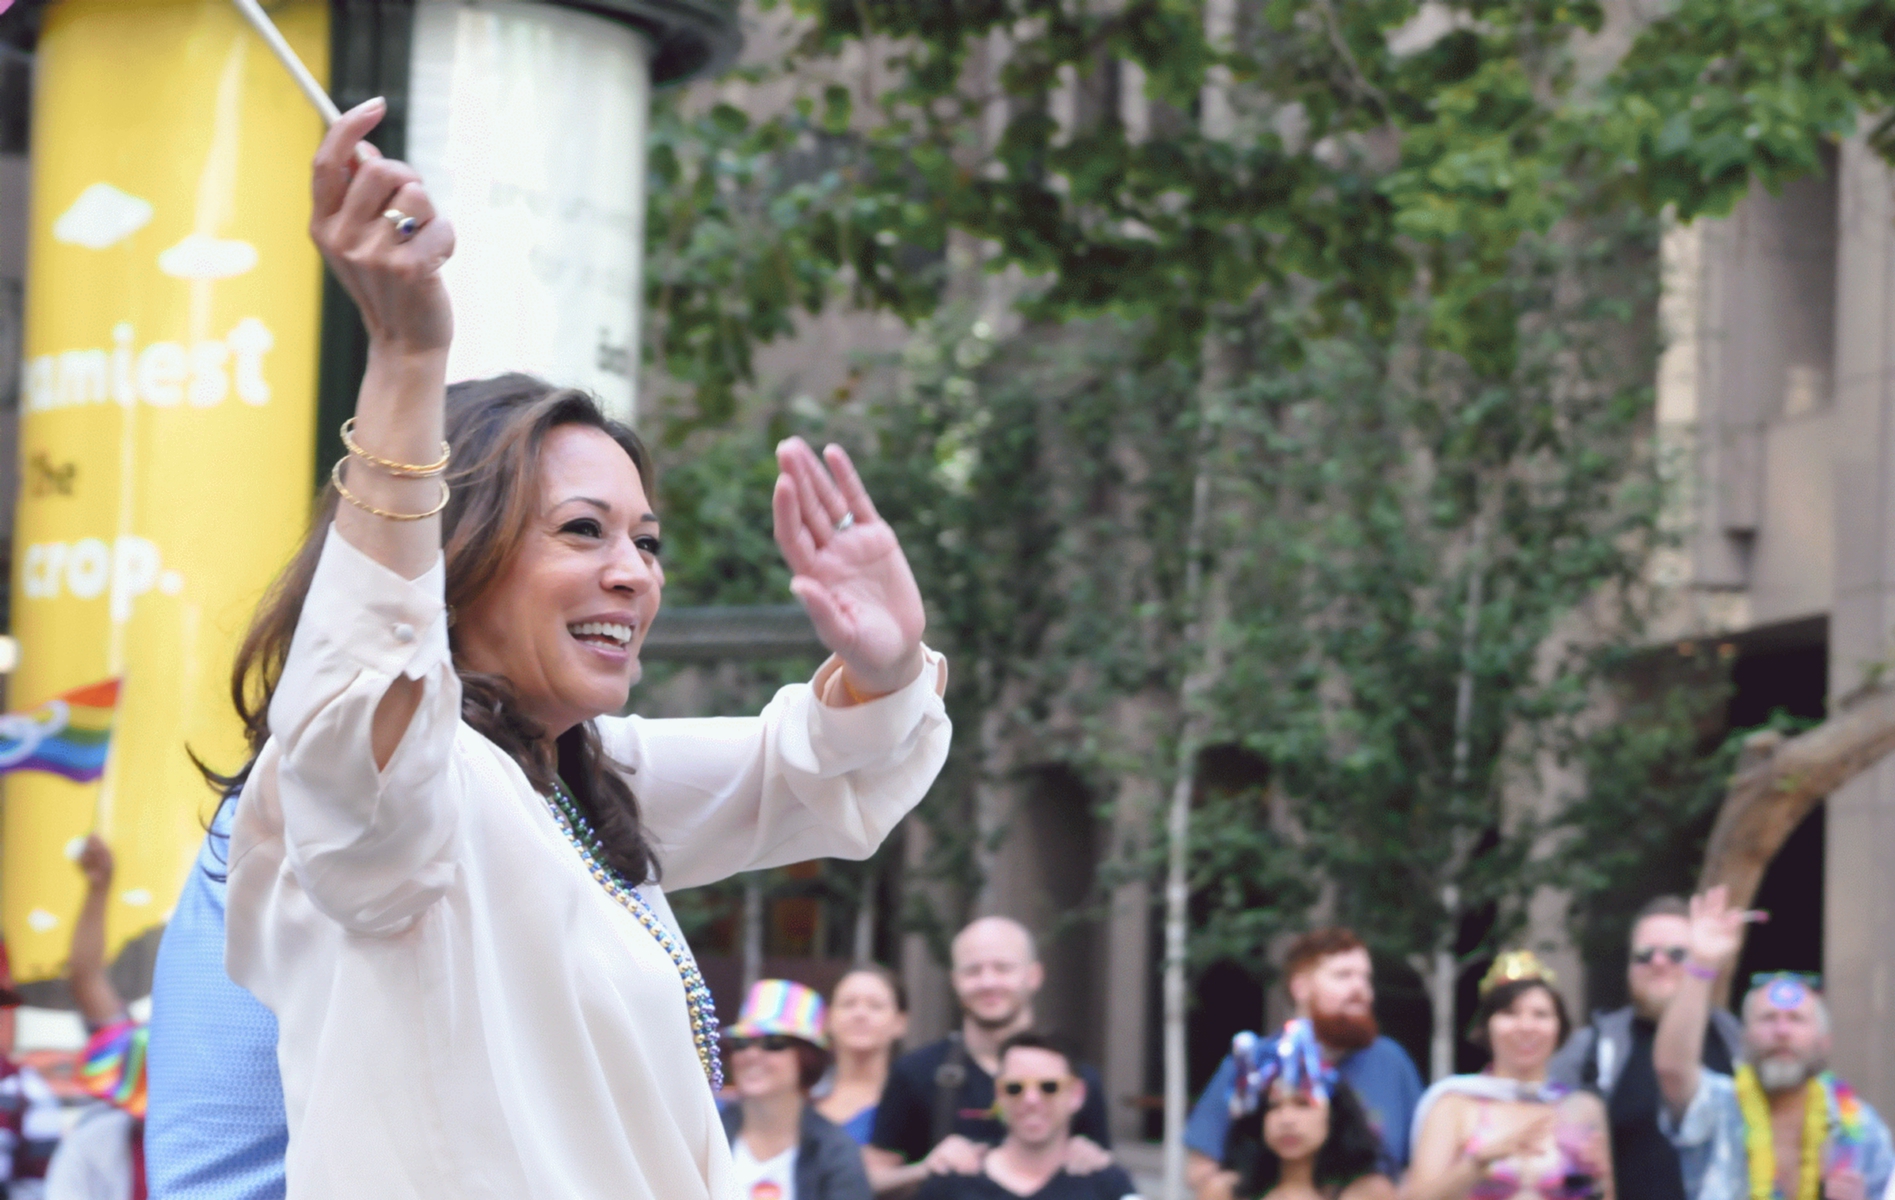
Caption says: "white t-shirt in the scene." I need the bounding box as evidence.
[45,1105,135,1200]
[730,1137,797,1200]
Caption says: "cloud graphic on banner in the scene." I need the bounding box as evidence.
[53,183,154,250]
[158,234,259,280]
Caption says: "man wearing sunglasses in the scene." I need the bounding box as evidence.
[913,1034,1139,1200]
[1549,895,1743,1200]
[869,919,1113,1195]
[1652,887,1894,1200]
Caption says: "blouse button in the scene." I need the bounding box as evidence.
[392,622,416,643]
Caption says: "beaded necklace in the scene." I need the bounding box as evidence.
[1734,1066,1856,1200]
[545,780,723,1090]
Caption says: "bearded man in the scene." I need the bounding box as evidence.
[1653,888,1894,1200]
[1185,928,1422,1198]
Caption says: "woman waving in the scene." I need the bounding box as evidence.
[223,98,950,1200]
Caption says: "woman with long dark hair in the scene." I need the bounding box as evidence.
[1215,1020,1394,1200]
[220,100,949,1199]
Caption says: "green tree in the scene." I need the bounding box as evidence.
[640,2,1895,1183]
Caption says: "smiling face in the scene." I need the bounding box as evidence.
[994,1046,1084,1151]
[1488,984,1563,1076]
[951,918,1043,1032]
[454,424,663,737]
[732,1039,804,1101]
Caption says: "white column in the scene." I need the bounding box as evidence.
[406,0,651,421]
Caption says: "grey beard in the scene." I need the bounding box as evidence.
[1755,1055,1819,1092]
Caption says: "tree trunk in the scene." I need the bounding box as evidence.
[1429,499,1490,1081]
[1161,7,1236,1198]
[1160,420,1220,1200]
[1698,679,1895,909]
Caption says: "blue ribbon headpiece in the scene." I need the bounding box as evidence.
[1229,1018,1338,1116]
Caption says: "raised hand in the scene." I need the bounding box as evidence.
[1686,886,1764,971]
[309,98,455,356]
[772,438,926,696]
[76,834,114,895]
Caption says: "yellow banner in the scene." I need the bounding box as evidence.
[8,0,329,978]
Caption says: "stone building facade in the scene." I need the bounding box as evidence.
[1656,129,1895,1115]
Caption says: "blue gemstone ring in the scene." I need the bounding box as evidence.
[383,208,421,241]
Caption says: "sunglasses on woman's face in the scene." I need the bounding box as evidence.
[998,1077,1069,1098]
[1631,946,1688,966]
[727,1034,796,1052]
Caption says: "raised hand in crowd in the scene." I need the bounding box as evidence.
[1683,886,1757,973]
[1653,886,1764,1120]
[70,834,128,1028]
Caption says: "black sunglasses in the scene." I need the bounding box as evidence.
[998,1078,1067,1098]
[727,1034,796,1052]
[1632,946,1688,966]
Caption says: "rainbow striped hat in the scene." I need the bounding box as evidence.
[730,979,828,1048]
[79,1018,147,1118]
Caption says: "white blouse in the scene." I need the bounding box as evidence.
[226,527,950,1200]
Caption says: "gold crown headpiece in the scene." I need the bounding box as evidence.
[1478,950,1557,998]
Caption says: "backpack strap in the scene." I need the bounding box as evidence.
[930,1033,968,1149]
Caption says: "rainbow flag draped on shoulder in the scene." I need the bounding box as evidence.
[0,679,120,783]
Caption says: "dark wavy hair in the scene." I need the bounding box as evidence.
[1467,978,1572,1050]
[200,375,660,885]
[1221,1080,1385,1196]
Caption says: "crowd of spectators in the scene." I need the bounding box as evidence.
[0,873,1876,1200]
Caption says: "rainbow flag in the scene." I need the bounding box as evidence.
[0,679,119,783]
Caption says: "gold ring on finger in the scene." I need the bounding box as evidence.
[384,208,420,240]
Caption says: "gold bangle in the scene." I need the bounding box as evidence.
[340,417,451,478]
[332,457,450,521]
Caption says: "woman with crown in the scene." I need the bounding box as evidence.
[1403,952,1614,1200]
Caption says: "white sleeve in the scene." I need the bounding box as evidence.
[602,649,951,890]
[251,525,463,934]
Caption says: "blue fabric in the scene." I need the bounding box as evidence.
[146,800,288,1200]
[1664,1070,1895,1200]
[842,1104,877,1146]
[1184,1036,1424,1171]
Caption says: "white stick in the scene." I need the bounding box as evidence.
[230,0,343,125]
